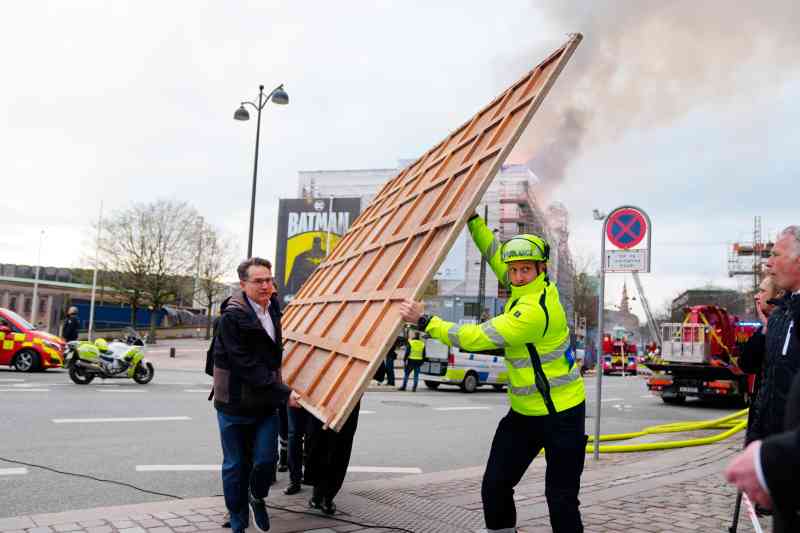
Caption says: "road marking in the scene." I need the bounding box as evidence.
[0,378,25,382]
[53,416,192,424]
[96,389,147,393]
[433,406,491,411]
[0,468,28,476]
[360,410,376,414]
[184,389,212,393]
[600,397,624,402]
[0,388,50,392]
[147,348,206,354]
[347,466,423,474]
[137,465,220,472]
[640,394,656,398]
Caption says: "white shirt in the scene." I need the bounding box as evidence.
[246,295,276,342]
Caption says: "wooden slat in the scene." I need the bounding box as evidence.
[281,34,583,430]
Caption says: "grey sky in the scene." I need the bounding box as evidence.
[1,1,797,317]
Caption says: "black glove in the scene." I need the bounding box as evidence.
[417,314,431,332]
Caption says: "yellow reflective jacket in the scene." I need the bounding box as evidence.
[408,339,425,361]
[423,215,585,416]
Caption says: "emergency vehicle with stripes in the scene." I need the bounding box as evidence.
[420,336,508,393]
[0,307,66,372]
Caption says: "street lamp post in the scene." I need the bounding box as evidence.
[592,209,607,461]
[30,230,45,325]
[234,83,289,258]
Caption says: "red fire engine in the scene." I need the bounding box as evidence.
[645,305,757,405]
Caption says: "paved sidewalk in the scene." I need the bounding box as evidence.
[1,434,770,533]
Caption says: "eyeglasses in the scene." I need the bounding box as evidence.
[247,277,275,286]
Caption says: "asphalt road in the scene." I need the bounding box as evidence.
[0,365,740,518]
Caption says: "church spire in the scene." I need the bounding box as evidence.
[620,282,631,314]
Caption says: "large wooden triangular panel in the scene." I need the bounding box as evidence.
[281,34,583,430]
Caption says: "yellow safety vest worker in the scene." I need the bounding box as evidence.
[408,339,425,361]
[421,216,585,416]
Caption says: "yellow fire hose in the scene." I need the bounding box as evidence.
[586,408,749,453]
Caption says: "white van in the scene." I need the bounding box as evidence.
[419,337,508,393]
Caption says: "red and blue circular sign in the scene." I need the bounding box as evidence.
[606,208,647,249]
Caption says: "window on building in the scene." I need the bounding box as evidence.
[9,296,16,311]
[24,297,31,314]
[463,302,481,318]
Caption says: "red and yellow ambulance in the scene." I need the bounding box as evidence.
[0,307,66,372]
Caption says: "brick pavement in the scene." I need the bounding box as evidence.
[1,433,773,533]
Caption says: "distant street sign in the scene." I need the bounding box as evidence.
[605,249,648,272]
[606,208,647,250]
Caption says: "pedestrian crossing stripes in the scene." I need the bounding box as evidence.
[0,468,28,475]
[433,406,491,411]
[134,465,423,474]
[346,466,423,474]
[137,465,220,471]
[53,416,192,424]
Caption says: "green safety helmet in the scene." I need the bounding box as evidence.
[94,338,109,351]
[500,234,550,264]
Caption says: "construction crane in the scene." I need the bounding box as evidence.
[632,271,662,346]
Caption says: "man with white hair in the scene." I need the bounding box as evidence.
[726,225,800,533]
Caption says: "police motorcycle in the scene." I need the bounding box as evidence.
[64,327,154,385]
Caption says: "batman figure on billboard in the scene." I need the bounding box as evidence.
[274,197,361,304]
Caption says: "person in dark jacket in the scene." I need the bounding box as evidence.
[739,275,785,442]
[61,306,80,342]
[744,227,800,445]
[385,335,406,387]
[727,360,800,532]
[726,225,800,533]
[213,257,300,533]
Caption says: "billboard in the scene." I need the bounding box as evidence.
[274,197,361,303]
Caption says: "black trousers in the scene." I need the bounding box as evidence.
[306,402,360,502]
[287,405,312,484]
[385,356,396,386]
[482,402,587,533]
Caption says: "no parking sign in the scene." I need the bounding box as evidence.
[592,205,652,461]
[603,206,651,273]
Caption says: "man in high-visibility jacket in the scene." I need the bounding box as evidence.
[399,332,426,392]
[400,214,587,533]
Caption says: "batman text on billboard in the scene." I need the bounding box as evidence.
[274,197,361,303]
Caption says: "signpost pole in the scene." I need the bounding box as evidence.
[593,217,607,461]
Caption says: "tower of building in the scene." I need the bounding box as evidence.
[620,282,631,314]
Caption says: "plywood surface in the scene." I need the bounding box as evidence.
[281,34,583,430]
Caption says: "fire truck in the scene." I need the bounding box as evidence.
[645,305,756,405]
[601,326,639,375]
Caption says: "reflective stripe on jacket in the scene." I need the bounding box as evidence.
[408,339,425,361]
[424,216,585,416]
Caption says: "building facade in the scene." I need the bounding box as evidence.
[296,160,576,324]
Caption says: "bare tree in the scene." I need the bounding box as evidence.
[572,252,599,330]
[97,200,200,343]
[193,222,236,339]
[96,207,153,327]
[140,200,200,343]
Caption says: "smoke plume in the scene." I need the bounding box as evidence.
[507,1,800,191]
